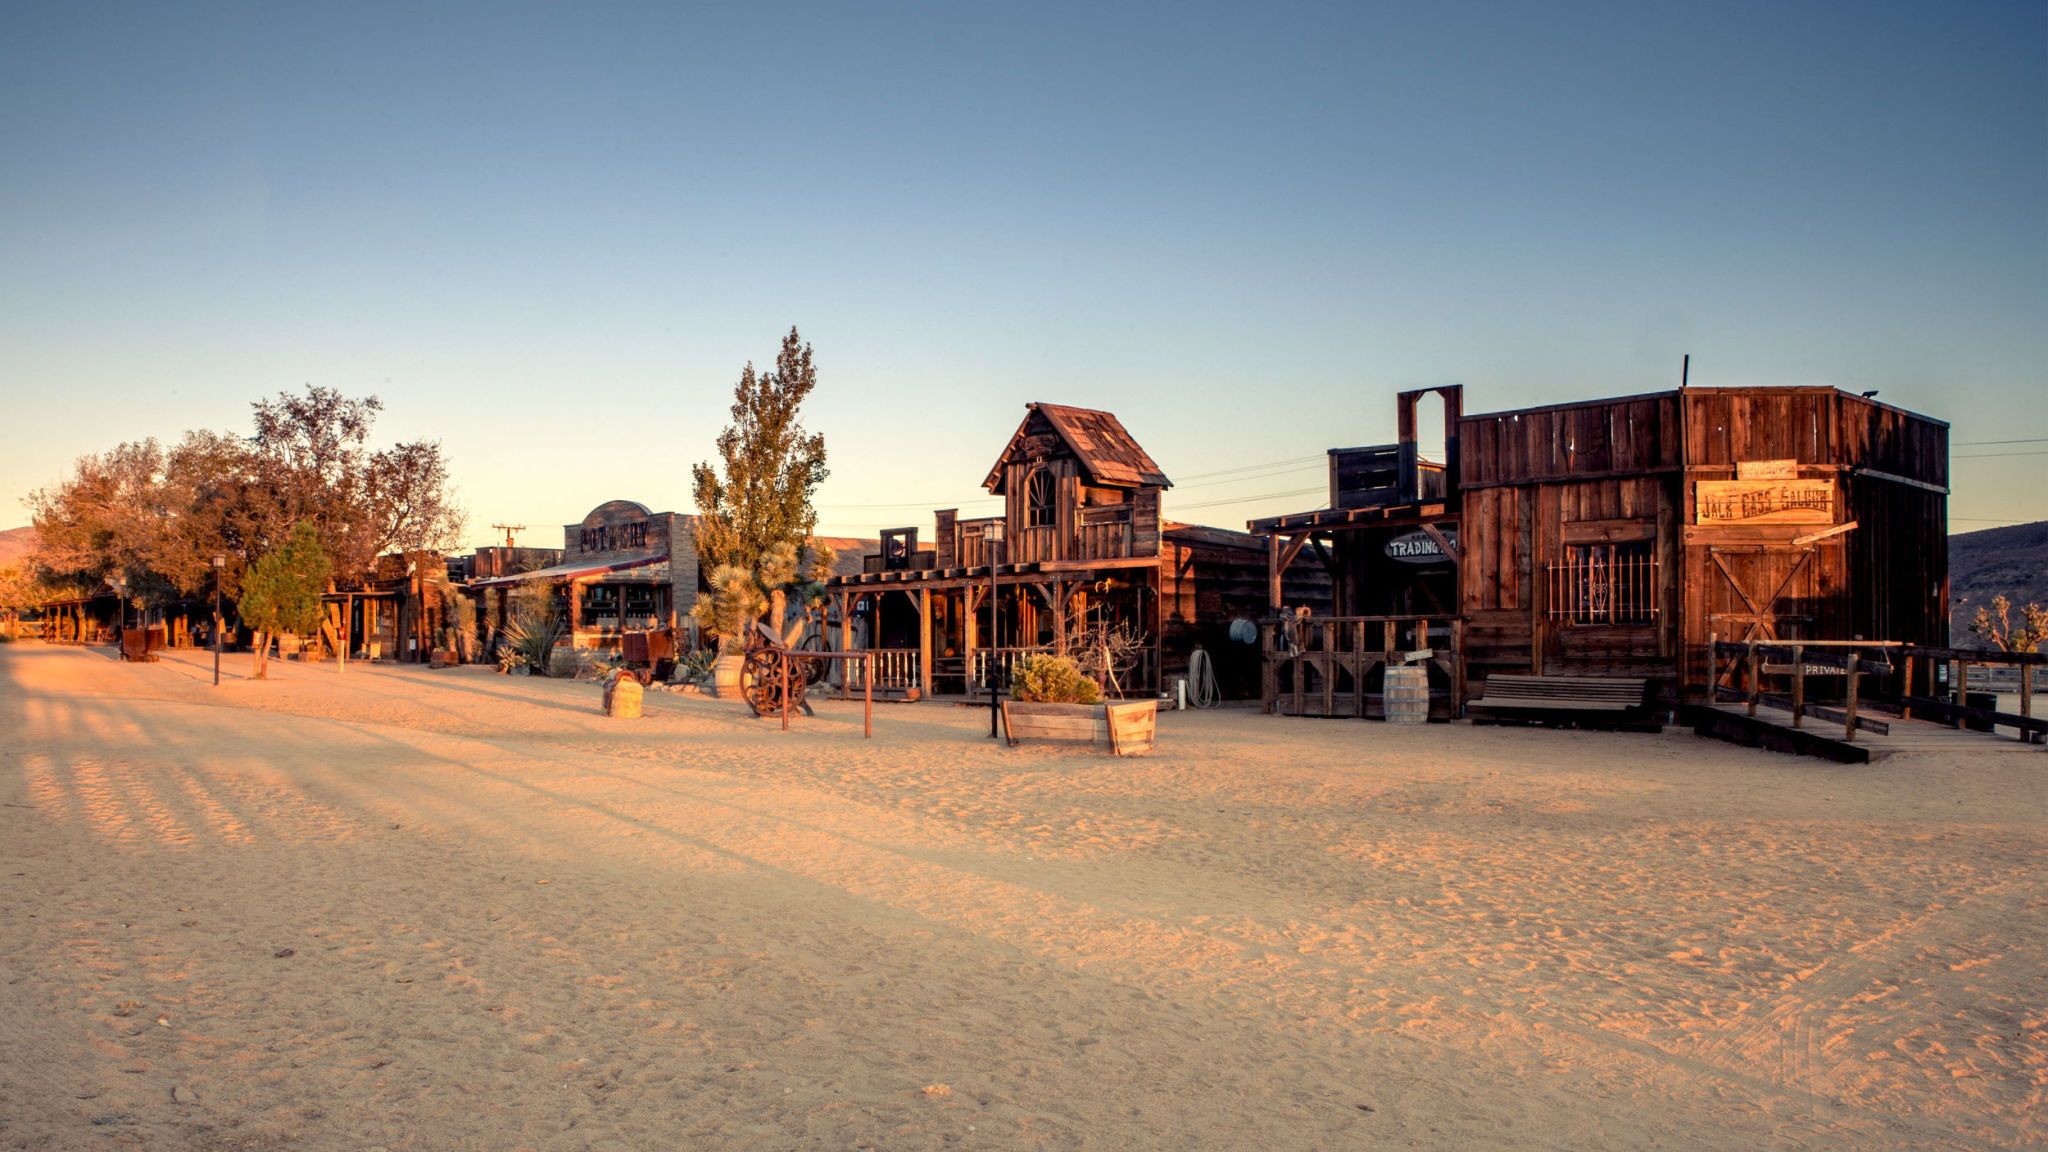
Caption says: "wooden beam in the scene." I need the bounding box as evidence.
[1419,523,1461,566]
[1790,520,1858,548]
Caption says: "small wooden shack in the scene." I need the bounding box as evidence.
[826,403,1324,700]
[1252,384,1949,716]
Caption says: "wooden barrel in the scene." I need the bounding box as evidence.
[1383,665,1429,724]
[710,652,745,697]
[606,674,644,718]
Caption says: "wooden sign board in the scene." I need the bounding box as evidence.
[1385,529,1455,565]
[1735,459,1799,480]
[1695,478,1836,525]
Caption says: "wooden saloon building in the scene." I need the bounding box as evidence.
[825,403,1320,701]
[1253,384,1949,718]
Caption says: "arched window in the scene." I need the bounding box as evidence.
[1025,468,1056,528]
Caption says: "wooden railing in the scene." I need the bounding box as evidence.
[844,648,920,692]
[1707,639,1898,742]
[1260,615,1464,718]
[1708,638,2046,746]
[1074,517,1134,562]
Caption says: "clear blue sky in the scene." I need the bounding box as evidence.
[2,1,2042,542]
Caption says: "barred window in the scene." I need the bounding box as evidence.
[1550,541,1658,625]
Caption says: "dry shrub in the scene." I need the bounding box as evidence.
[1010,654,1102,705]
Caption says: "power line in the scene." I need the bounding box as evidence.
[1953,450,2048,460]
[1953,437,2048,446]
[1168,485,1328,512]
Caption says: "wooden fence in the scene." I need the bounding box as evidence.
[1261,615,1464,718]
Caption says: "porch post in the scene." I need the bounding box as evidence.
[918,587,933,699]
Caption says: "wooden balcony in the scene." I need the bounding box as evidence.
[954,509,1147,567]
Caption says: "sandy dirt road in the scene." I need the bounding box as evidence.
[1,642,2040,1150]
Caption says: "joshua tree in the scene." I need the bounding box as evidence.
[1970,594,2048,654]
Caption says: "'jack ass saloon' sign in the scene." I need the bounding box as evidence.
[1695,472,1836,526]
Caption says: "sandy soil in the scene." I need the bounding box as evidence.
[0,642,2040,1151]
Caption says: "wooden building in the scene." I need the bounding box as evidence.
[826,403,1323,700]
[467,499,703,657]
[1253,385,1949,716]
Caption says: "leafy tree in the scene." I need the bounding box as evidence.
[690,327,831,643]
[0,564,56,639]
[237,522,332,680]
[24,387,463,622]
[1970,594,2048,654]
[249,386,464,583]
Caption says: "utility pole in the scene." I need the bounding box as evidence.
[492,523,526,547]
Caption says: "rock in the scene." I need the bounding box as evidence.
[171,1086,198,1105]
[273,948,295,958]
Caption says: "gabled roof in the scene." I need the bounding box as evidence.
[983,403,1172,493]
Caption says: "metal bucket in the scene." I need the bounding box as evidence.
[1384,665,1429,724]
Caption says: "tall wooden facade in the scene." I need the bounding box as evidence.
[826,403,1324,700]
[1255,385,1949,715]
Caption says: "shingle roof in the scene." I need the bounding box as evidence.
[983,403,1172,493]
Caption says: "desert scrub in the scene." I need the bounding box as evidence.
[1010,654,1102,705]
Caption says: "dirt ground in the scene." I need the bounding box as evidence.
[0,642,2040,1151]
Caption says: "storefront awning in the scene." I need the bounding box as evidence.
[469,553,667,589]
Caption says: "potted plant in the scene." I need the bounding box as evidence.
[1001,654,1156,756]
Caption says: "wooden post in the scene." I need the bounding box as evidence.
[1319,619,1335,717]
[1952,659,1966,728]
[1267,533,1283,614]
[1843,652,1859,742]
[780,650,791,732]
[863,652,873,738]
[1450,618,1466,717]
[1707,631,1718,699]
[917,587,933,700]
[1353,619,1366,718]
[1746,640,1759,717]
[1790,643,1805,727]
[1902,651,1915,718]
[2023,662,2035,745]
[839,592,854,698]
[963,585,979,701]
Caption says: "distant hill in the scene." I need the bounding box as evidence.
[1950,520,2048,647]
[0,526,35,569]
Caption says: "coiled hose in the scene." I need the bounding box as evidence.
[1186,645,1222,709]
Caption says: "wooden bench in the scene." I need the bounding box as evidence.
[1468,675,1656,730]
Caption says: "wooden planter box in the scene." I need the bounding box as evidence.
[1000,699,1156,756]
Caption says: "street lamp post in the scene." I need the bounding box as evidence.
[211,555,225,687]
[987,525,1005,739]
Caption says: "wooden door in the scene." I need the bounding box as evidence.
[1705,547,1818,645]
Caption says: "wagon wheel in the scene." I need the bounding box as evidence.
[741,648,786,717]
[795,632,830,686]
